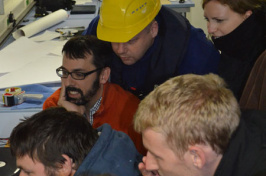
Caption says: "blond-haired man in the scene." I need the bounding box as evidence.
[134,74,266,176]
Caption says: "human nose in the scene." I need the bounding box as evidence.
[145,152,159,171]
[207,22,217,34]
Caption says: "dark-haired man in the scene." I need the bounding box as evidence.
[43,35,145,154]
[10,107,142,176]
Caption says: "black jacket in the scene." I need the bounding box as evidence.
[213,11,266,100]
[214,110,266,176]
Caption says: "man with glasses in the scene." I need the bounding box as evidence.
[43,35,145,154]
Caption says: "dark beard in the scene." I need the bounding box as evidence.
[65,78,100,105]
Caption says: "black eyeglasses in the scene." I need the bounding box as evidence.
[56,67,103,80]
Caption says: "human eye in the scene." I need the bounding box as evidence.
[154,154,162,160]
[204,16,209,22]
[61,69,69,76]
[149,151,162,160]
[127,37,138,45]
[215,18,224,23]
[21,169,31,175]
[73,72,85,79]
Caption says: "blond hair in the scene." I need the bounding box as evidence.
[134,74,240,156]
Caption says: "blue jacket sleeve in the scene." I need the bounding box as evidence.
[82,15,100,36]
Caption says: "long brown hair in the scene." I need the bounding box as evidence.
[202,0,265,14]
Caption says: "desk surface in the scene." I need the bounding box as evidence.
[0,6,98,49]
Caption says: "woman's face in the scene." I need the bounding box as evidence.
[204,1,252,38]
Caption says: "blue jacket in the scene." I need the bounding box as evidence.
[83,6,220,99]
[74,124,142,176]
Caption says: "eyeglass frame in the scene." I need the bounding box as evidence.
[56,67,104,80]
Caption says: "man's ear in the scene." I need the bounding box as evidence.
[57,154,75,176]
[188,146,206,169]
[99,67,111,84]
[150,20,159,38]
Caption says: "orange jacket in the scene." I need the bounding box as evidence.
[43,82,146,155]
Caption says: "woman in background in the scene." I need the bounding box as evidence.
[202,0,266,106]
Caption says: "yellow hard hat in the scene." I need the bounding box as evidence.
[97,0,162,43]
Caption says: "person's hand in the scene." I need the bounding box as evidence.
[57,85,86,115]
[139,156,160,176]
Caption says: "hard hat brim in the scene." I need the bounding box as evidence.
[97,21,149,43]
